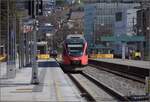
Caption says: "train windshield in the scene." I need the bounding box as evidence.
[67,44,83,56]
[37,45,46,54]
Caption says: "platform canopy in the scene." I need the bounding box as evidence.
[101,35,145,42]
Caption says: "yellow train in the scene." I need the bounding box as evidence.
[0,55,6,62]
[0,45,6,62]
[37,41,50,60]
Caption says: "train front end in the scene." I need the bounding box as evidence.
[62,35,88,66]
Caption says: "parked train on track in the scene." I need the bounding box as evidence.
[62,34,88,66]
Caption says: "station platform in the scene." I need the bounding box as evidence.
[90,58,150,69]
[0,58,82,102]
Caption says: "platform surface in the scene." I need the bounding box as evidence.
[91,58,150,69]
[0,59,82,102]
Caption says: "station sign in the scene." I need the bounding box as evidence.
[23,25,33,33]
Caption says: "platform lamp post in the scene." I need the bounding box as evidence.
[29,0,40,84]
[29,0,43,84]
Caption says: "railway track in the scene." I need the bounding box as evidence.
[68,73,122,102]
[56,59,149,101]
[89,60,148,80]
[69,69,148,101]
[83,65,149,101]
[89,64,145,83]
[68,74,96,102]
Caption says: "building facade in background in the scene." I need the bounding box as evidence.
[84,4,95,48]
[84,3,141,56]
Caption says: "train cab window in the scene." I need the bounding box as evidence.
[67,44,83,56]
[37,46,46,54]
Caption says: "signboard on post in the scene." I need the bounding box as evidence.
[23,25,33,33]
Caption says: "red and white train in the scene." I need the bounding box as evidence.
[62,34,88,66]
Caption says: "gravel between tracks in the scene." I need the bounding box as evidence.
[83,66,145,96]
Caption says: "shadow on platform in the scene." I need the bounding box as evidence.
[0,82,31,87]
[25,61,59,67]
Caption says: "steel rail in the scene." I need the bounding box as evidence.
[89,64,145,83]
[68,74,96,102]
[81,72,129,101]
